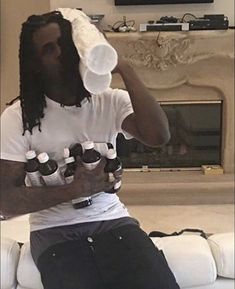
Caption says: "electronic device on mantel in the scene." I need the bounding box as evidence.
[115,0,213,5]
[140,14,229,32]
[188,14,229,30]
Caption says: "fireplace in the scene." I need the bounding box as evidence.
[106,30,234,205]
[117,100,222,170]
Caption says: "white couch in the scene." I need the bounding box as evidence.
[1,232,234,289]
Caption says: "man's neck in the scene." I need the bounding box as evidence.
[45,85,76,106]
[44,82,88,106]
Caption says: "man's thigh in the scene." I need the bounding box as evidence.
[37,225,180,289]
[37,239,104,289]
[94,225,180,289]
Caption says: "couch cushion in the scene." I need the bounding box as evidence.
[1,237,20,289]
[208,232,234,279]
[151,235,217,288]
[17,242,43,289]
[187,277,234,289]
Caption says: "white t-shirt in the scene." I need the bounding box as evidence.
[0,88,134,231]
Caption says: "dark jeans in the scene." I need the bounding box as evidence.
[37,225,180,289]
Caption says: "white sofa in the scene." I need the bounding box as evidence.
[1,232,234,289]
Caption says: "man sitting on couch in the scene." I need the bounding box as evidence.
[0,11,179,289]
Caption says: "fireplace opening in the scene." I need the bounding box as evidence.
[117,100,222,170]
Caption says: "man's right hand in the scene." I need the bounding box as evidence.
[70,157,117,197]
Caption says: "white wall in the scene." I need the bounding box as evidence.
[0,0,50,112]
[50,0,234,29]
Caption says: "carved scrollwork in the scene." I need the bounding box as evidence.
[122,36,211,71]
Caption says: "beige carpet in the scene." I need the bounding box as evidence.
[127,204,234,235]
[1,204,234,243]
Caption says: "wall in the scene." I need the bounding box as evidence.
[0,0,50,113]
[50,0,234,29]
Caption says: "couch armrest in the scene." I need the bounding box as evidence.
[208,232,234,279]
[17,242,44,289]
[1,237,20,289]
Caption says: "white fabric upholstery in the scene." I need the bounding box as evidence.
[1,237,20,289]
[2,233,234,289]
[208,232,235,279]
[187,278,234,289]
[17,242,43,289]
[151,235,217,288]
[14,278,235,289]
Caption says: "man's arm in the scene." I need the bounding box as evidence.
[113,59,170,147]
[0,158,113,218]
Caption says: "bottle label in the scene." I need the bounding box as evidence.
[26,171,43,187]
[83,159,101,171]
[42,169,65,186]
[72,197,91,204]
[114,180,122,190]
[116,166,122,173]
[65,175,74,184]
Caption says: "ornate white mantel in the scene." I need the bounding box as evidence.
[106,30,234,205]
[107,30,234,173]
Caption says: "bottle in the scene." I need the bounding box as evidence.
[64,143,83,160]
[107,142,114,150]
[81,141,101,170]
[64,157,77,184]
[104,149,122,194]
[25,150,43,186]
[38,153,65,186]
[63,156,92,209]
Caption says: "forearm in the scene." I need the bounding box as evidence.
[0,157,111,218]
[1,182,82,217]
[118,62,170,146]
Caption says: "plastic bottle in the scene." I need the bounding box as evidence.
[64,143,83,160]
[63,156,92,209]
[64,157,77,184]
[25,150,43,186]
[104,149,122,194]
[82,141,101,170]
[38,153,65,186]
[107,142,114,150]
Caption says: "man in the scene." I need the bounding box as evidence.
[0,11,179,289]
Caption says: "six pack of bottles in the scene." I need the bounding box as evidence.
[25,141,122,209]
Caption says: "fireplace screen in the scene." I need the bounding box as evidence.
[117,101,222,170]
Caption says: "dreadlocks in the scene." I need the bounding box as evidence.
[13,11,90,135]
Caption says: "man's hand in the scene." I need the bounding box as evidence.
[70,157,120,196]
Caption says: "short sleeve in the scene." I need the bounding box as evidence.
[112,88,134,139]
[1,104,30,162]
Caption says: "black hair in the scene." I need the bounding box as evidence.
[8,11,90,135]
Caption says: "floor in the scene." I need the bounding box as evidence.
[128,204,234,235]
[1,204,234,243]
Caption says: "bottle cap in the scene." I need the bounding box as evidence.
[82,141,94,150]
[38,152,49,163]
[106,149,117,159]
[107,143,114,149]
[25,150,37,160]
[64,148,70,158]
[65,156,75,164]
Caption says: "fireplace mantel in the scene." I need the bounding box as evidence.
[107,30,234,174]
[106,30,234,204]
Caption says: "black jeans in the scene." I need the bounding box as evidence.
[37,225,180,289]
